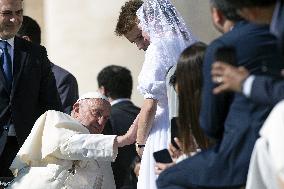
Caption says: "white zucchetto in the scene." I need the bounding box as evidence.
[77,92,109,102]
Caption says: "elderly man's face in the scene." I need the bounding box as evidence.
[74,99,111,134]
[0,0,23,39]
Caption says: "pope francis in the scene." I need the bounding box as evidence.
[6,92,138,189]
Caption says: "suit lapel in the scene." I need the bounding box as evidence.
[10,37,28,98]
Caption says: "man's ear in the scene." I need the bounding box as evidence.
[98,86,108,96]
[211,7,225,27]
[98,86,105,95]
[21,35,32,42]
[72,102,80,117]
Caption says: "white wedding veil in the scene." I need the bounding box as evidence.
[135,2,197,188]
[137,0,196,47]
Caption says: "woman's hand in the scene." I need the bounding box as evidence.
[155,162,175,175]
[136,146,144,157]
[169,137,184,161]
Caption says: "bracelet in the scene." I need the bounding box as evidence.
[136,142,145,148]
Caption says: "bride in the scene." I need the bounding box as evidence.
[134,0,196,188]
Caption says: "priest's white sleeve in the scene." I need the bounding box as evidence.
[57,134,118,162]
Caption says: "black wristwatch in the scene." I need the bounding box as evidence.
[136,142,145,148]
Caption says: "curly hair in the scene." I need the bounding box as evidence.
[115,0,143,36]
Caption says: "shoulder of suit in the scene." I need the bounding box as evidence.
[51,64,77,81]
[207,23,247,50]
[206,38,225,56]
[112,102,140,112]
[52,64,72,75]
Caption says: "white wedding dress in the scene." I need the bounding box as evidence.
[137,37,193,189]
[136,0,196,188]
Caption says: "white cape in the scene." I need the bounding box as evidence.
[8,110,117,189]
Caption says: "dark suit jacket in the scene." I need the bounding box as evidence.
[0,37,62,146]
[103,100,140,189]
[157,21,284,189]
[249,0,284,106]
[50,63,79,114]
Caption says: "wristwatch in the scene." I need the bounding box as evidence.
[136,142,145,148]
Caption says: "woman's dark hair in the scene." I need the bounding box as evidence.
[175,42,209,154]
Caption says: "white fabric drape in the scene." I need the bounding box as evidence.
[246,100,284,189]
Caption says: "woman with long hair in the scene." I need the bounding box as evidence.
[155,42,210,175]
[134,0,196,188]
[175,41,209,154]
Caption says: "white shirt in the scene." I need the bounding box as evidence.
[110,98,131,106]
[242,75,256,97]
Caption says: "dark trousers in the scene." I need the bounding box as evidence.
[0,136,19,178]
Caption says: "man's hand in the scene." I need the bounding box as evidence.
[211,61,249,94]
[116,116,138,147]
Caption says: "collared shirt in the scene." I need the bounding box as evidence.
[242,75,255,97]
[0,37,14,74]
[110,98,131,106]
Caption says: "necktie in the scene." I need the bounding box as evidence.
[0,41,12,90]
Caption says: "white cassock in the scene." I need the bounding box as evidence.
[246,100,284,189]
[8,110,117,189]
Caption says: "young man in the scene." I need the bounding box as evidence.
[115,0,150,51]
